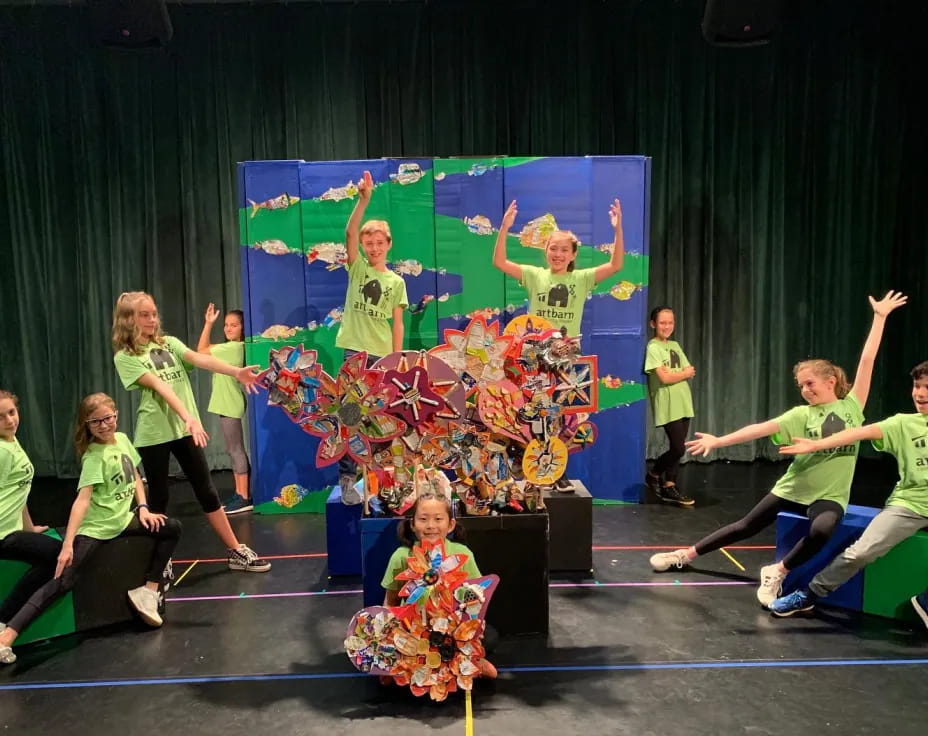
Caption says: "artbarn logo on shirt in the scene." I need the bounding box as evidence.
[146,348,185,383]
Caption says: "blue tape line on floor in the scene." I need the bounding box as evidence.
[2,658,928,691]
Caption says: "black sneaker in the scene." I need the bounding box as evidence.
[228,544,272,573]
[645,472,661,494]
[656,484,695,507]
[554,477,574,493]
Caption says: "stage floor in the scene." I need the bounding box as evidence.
[2,458,925,736]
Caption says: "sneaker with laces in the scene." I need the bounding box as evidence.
[911,591,928,631]
[223,495,254,515]
[656,484,695,507]
[0,645,15,665]
[757,562,787,607]
[769,588,817,617]
[339,474,362,505]
[650,548,692,572]
[127,586,163,627]
[554,477,574,493]
[228,544,272,573]
[645,472,661,494]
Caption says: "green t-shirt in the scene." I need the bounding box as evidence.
[519,265,596,338]
[114,335,201,448]
[644,339,695,426]
[208,341,246,419]
[76,432,141,541]
[381,540,482,592]
[0,438,34,540]
[770,393,864,507]
[873,413,928,518]
[336,258,409,357]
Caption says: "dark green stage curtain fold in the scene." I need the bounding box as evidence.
[0,0,925,476]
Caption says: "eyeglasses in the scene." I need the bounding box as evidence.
[86,413,118,427]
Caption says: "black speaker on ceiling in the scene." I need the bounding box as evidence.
[701,0,782,47]
[88,0,174,49]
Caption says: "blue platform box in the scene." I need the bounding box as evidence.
[325,486,362,576]
[775,503,879,611]
[360,512,550,636]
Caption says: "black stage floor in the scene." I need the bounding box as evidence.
[1,458,925,736]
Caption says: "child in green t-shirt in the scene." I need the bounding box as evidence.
[649,291,906,609]
[197,303,251,515]
[0,393,183,665]
[380,492,496,680]
[644,306,696,507]
[334,171,409,504]
[0,388,59,664]
[769,360,928,624]
[492,198,625,343]
[112,291,270,573]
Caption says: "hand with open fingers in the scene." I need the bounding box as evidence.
[358,170,374,202]
[778,437,821,456]
[236,365,261,394]
[868,290,907,317]
[204,303,220,324]
[501,200,518,230]
[140,507,166,531]
[55,545,73,579]
[685,432,718,457]
[185,418,209,447]
[609,199,622,229]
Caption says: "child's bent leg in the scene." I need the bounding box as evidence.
[119,515,183,586]
[0,532,62,624]
[693,493,787,556]
[808,506,927,597]
[779,500,844,570]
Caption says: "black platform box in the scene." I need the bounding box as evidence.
[543,480,593,574]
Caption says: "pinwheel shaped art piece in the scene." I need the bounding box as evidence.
[255,344,323,420]
[344,539,498,701]
[428,317,513,395]
[373,350,468,424]
[300,351,407,467]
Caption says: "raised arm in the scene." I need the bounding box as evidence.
[55,487,93,578]
[181,349,259,394]
[779,424,883,456]
[850,290,907,409]
[685,419,781,457]
[593,198,625,284]
[492,200,523,281]
[137,372,209,446]
[197,303,220,354]
[346,170,373,266]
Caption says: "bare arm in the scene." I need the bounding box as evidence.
[779,424,883,456]
[55,487,93,578]
[593,198,625,284]
[383,588,401,607]
[492,200,523,281]
[391,306,405,353]
[346,170,373,266]
[197,303,220,354]
[133,469,166,531]
[849,290,907,409]
[21,507,47,534]
[137,371,209,446]
[686,419,781,457]
[181,349,259,394]
[653,365,695,385]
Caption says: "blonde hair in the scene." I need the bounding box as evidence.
[359,219,392,243]
[112,291,163,354]
[793,359,851,399]
[545,230,580,272]
[73,393,117,459]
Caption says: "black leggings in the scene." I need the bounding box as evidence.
[694,492,844,570]
[0,531,62,624]
[138,436,222,514]
[652,418,690,484]
[7,513,182,634]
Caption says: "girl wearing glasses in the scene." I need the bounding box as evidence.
[0,389,60,664]
[0,393,182,664]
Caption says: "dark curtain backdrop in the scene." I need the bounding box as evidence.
[1,0,926,476]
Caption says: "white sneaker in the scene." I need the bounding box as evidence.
[757,563,787,608]
[0,645,15,665]
[650,549,692,572]
[228,544,272,573]
[127,586,163,627]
